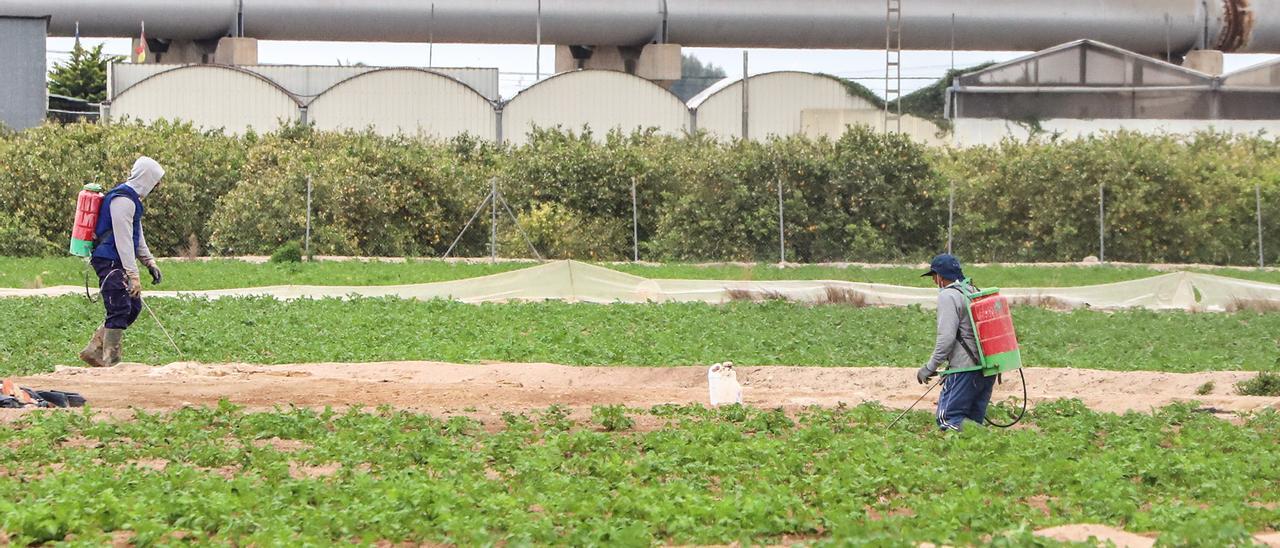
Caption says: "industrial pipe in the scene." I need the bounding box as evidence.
[4,0,1279,54]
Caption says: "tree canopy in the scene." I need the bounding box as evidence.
[48,42,122,103]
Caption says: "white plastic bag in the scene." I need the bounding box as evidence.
[707,362,743,406]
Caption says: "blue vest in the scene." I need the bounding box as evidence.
[92,185,144,261]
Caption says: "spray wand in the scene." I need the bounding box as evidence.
[885,378,942,430]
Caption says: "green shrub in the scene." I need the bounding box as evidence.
[208,129,484,257]
[501,202,629,260]
[651,128,942,262]
[942,131,1278,263]
[1236,372,1280,396]
[0,213,59,257]
[1195,381,1215,395]
[0,124,1276,264]
[269,241,303,263]
[0,121,245,257]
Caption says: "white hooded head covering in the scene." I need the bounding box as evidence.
[124,156,165,199]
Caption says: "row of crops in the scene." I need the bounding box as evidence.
[2,294,1278,377]
[1,401,1276,545]
[4,257,1280,291]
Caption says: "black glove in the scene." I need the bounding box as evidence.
[916,366,937,385]
[145,262,163,285]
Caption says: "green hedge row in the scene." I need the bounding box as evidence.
[0,122,1276,265]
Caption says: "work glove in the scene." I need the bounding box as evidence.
[126,271,142,298]
[916,365,938,385]
[142,258,163,285]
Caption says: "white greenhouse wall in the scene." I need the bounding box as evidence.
[502,70,691,145]
[952,118,1280,147]
[308,69,497,139]
[692,71,879,141]
[108,66,299,133]
[800,109,945,145]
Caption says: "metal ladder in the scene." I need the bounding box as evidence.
[883,0,903,133]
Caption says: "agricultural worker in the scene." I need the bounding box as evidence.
[916,253,994,431]
[79,156,165,367]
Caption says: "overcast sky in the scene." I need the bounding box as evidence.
[48,37,1280,100]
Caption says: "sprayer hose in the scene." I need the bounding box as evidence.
[984,368,1027,428]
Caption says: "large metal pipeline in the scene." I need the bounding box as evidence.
[4,0,1278,54]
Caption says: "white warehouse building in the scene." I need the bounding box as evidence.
[105,65,943,143]
[107,63,501,138]
[109,65,301,133]
[500,70,692,146]
[690,71,942,144]
[307,68,497,140]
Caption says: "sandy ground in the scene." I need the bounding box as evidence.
[9,362,1277,417]
[1034,524,1156,547]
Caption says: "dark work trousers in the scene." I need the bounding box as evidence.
[91,257,142,330]
[935,369,997,431]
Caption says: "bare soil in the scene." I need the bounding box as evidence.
[9,362,1276,417]
[1034,524,1156,548]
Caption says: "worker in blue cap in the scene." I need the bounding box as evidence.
[918,253,994,431]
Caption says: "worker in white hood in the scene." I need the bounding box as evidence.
[79,156,166,367]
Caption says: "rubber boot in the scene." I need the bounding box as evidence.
[102,328,125,367]
[78,325,108,367]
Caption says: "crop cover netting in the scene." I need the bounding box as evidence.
[3,261,1278,312]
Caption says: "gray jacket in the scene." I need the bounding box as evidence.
[110,157,164,275]
[922,281,980,374]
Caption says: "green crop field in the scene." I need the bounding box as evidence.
[1,257,1279,291]
[2,297,1277,376]
[1,401,1276,545]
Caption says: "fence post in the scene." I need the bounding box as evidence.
[947,180,955,255]
[777,180,786,264]
[304,176,312,259]
[490,177,498,262]
[1259,184,1266,268]
[1098,184,1106,263]
[631,178,639,262]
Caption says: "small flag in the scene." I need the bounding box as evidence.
[135,21,146,63]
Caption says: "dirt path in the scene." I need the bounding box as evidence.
[11,362,1276,416]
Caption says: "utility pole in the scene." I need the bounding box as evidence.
[535,0,543,81]
[741,50,750,139]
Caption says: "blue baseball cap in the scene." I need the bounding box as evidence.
[922,253,965,281]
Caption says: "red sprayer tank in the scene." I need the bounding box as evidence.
[966,289,1023,376]
[69,183,105,257]
[941,286,1023,377]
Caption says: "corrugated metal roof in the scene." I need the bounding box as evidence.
[110,63,501,101]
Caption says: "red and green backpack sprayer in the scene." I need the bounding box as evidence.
[889,281,1027,429]
[70,183,105,258]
